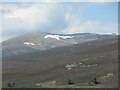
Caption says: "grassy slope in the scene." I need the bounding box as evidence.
[2,36,119,88]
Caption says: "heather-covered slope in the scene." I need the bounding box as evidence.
[2,36,118,88]
[2,32,114,57]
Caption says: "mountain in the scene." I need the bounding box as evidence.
[3,36,118,88]
[2,32,114,57]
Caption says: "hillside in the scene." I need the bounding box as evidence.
[1,32,114,57]
[2,36,118,88]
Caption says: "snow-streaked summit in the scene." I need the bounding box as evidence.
[44,35,73,40]
[2,32,114,57]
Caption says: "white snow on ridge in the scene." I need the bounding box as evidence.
[24,42,30,45]
[44,35,73,40]
[30,43,35,46]
[24,42,35,46]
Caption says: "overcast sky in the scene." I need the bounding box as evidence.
[0,1,118,41]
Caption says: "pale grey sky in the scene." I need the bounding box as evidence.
[0,2,118,41]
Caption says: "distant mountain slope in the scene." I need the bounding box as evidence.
[2,32,114,57]
[3,36,118,88]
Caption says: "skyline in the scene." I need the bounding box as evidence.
[0,2,118,41]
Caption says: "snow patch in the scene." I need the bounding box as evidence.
[24,42,30,45]
[44,35,73,40]
[24,42,35,46]
[31,43,35,46]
